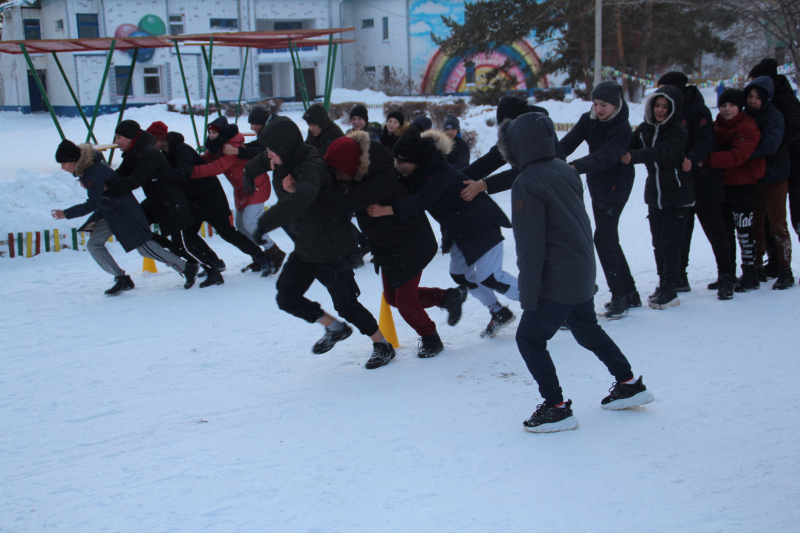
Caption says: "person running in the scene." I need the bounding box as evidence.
[500,112,654,433]
[51,140,198,294]
[320,131,467,360]
[368,124,519,339]
[246,116,394,363]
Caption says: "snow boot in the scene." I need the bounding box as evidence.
[675,273,691,293]
[183,262,200,289]
[105,274,134,296]
[772,268,795,290]
[523,400,578,433]
[648,285,680,310]
[627,291,642,308]
[734,266,760,293]
[312,323,353,354]
[365,342,396,369]
[417,331,444,358]
[264,244,286,276]
[717,273,734,300]
[764,260,780,280]
[601,295,628,319]
[254,251,272,277]
[199,268,224,288]
[241,261,262,273]
[600,376,654,410]
[440,286,468,326]
[481,306,516,338]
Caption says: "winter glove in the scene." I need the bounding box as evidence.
[242,172,256,195]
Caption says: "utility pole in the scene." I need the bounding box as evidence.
[594,0,602,86]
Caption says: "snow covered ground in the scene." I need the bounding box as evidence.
[2,91,799,532]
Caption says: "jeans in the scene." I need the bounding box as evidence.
[382,271,446,338]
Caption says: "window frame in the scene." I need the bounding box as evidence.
[212,68,241,77]
[114,66,133,97]
[55,19,64,31]
[142,66,161,96]
[364,66,376,73]
[258,64,274,98]
[209,18,239,30]
[23,19,41,40]
[76,13,99,39]
[362,18,374,29]
[382,17,389,40]
[168,14,185,36]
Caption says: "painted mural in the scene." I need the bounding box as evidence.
[409,0,548,94]
[114,15,166,63]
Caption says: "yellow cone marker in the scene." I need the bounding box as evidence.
[379,293,400,348]
[142,257,158,273]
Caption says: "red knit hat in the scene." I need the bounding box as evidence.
[324,137,362,178]
[208,124,221,133]
[146,121,168,141]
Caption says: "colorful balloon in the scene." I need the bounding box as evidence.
[137,15,166,36]
[127,30,155,63]
[114,23,139,39]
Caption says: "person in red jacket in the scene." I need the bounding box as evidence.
[702,89,764,293]
[191,120,286,275]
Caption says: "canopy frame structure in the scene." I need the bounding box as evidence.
[0,28,354,152]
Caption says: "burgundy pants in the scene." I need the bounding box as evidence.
[754,181,792,268]
[382,271,446,338]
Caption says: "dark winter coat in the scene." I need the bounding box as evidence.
[559,99,635,205]
[106,130,194,235]
[238,113,278,160]
[681,86,724,206]
[392,130,511,266]
[345,122,382,142]
[247,116,354,262]
[303,105,346,157]
[446,135,470,170]
[630,85,694,209]
[744,76,789,184]
[315,131,438,287]
[501,113,596,310]
[706,111,763,185]
[63,144,152,253]
[378,121,410,152]
[772,75,800,147]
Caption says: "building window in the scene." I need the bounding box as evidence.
[383,66,390,82]
[23,19,41,40]
[115,66,133,96]
[169,15,184,35]
[259,64,274,98]
[364,66,376,73]
[382,17,389,40]
[143,67,161,95]
[210,18,238,29]
[465,61,476,85]
[213,68,240,77]
[76,14,99,39]
[55,20,64,31]
[362,19,374,29]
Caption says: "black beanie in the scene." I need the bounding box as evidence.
[55,139,81,163]
[350,104,369,122]
[591,80,622,107]
[749,58,779,81]
[496,95,529,123]
[387,110,405,125]
[443,113,460,131]
[392,124,424,164]
[115,119,141,139]
[248,106,270,126]
[657,71,688,92]
[412,115,432,132]
[718,88,746,111]
[302,103,332,128]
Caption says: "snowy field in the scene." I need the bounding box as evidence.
[2,89,799,532]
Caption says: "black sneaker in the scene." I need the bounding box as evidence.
[418,331,444,358]
[647,283,661,303]
[481,306,516,338]
[199,268,224,288]
[523,400,578,433]
[210,259,226,273]
[440,286,468,326]
[707,278,720,290]
[264,245,286,276]
[312,323,353,354]
[648,286,679,310]
[105,274,135,296]
[772,268,795,290]
[241,261,262,273]
[366,342,396,369]
[183,262,199,289]
[601,376,655,410]
[627,291,642,308]
[601,295,628,319]
[254,252,273,277]
[717,273,734,300]
[675,273,691,293]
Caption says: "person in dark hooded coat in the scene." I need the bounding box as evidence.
[443,113,470,171]
[623,85,693,310]
[244,116,393,362]
[224,105,276,160]
[302,103,345,157]
[378,110,410,152]
[367,124,518,340]
[500,112,653,433]
[51,140,198,295]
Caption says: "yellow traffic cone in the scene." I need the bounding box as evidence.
[379,293,400,348]
[142,257,158,273]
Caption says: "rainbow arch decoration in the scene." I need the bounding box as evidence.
[421,40,546,95]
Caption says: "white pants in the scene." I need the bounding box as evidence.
[449,242,519,308]
[235,203,275,249]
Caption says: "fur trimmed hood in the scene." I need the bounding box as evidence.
[384,121,410,139]
[346,130,372,181]
[422,129,453,156]
[74,143,101,177]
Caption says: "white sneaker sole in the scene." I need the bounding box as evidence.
[601,390,655,410]
[481,314,517,338]
[524,415,579,433]
[649,298,680,310]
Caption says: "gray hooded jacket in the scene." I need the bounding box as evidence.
[500,114,597,310]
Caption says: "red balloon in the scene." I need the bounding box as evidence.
[114,24,139,38]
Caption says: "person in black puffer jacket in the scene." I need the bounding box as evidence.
[657,72,734,298]
[302,103,345,157]
[624,85,693,310]
[442,113,470,171]
[378,109,410,152]
[245,116,391,358]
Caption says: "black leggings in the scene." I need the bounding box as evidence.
[721,184,757,270]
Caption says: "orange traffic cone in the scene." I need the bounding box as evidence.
[379,293,400,348]
[142,257,158,273]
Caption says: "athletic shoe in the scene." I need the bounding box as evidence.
[365,342,396,369]
[199,268,224,288]
[675,273,691,293]
[523,400,578,433]
[183,262,199,289]
[627,291,642,308]
[773,268,795,290]
[601,295,628,319]
[648,286,679,310]
[105,274,134,296]
[312,323,353,354]
[418,331,444,358]
[601,376,655,410]
[440,286,468,326]
[480,306,516,338]
[264,245,286,276]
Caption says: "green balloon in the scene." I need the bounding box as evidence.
[138,15,166,36]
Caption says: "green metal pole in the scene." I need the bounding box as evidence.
[323,35,334,112]
[85,40,116,143]
[288,42,310,110]
[201,44,222,118]
[108,47,139,165]
[235,47,250,125]
[51,52,98,144]
[19,43,65,140]
[325,43,339,112]
[173,40,201,150]
[202,38,214,148]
